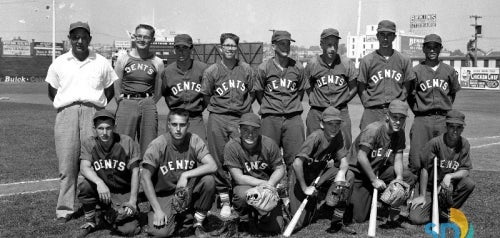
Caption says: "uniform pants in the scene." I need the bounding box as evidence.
[306,107,352,149]
[409,176,475,225]
[409,115,446,173]
[78,179,139,236]
[187,115,207,142]
[115,97,158,156]
[289,166,354,232]
[261,114,305,166]
[348,166,417,223]
[232,185,285,233]
[146,175,216,237]
[359,107,388,130]
[54,102,98,218]
[206,113,239,194]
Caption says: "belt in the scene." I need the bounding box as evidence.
[262,111,302,119]
[122,93,152,99]
[414,109,448,117]
[311,103,347,112]
[367,103,390,109]
[189,111,203,118]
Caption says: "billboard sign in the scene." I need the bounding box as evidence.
[3,39,30,56]
[33,42,64,56]
[410,14,437,35]
[459,67,499,90]
[400,35,424,57]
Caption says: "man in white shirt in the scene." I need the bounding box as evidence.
[45,21,118,222]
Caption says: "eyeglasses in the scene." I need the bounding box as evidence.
[133,34,153,41]
[222,44,237,49]
[69,35,90,41]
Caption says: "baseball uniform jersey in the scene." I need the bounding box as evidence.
[114,53,164,95]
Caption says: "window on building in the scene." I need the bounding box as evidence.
[363,44,365,49]
[484,59,489,67]
[496,59,500,68]
[352,38,355,43]
[352,45,355,49]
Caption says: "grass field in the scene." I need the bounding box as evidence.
[0,82,499,237]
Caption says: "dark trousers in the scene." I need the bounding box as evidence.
[409,115,446,173]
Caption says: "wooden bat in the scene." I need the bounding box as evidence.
[283,168,326,237]
[367,177,379,237]
[432,156,440,235]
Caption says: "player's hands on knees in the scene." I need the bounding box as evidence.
[96,182,111,204]
[123,201,137,215]
[371,178,386,190]
[176,173,188,188]
[303,185,317,196]
[440,174,452,188]
[410,195,426,209]
[153,210,167,227]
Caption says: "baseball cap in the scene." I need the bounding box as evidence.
[93,110,115,124]
[239,113,261,128]
[388,99,408,116]
[377,20,396,33]
[322,106,342,122]
[174,34,193,47]
[446,110,466,125]
[69,21,90,34]
[423,34,442,45]
[272,30,295,43]
[321,28,341,39]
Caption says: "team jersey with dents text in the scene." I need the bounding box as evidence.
[305,54,358,108]
[348,121,405,179]
[200,60,255,115]
[224,136,283,181]
[80,133,141,193]
[161,60,208,113]
[255,57,306,115]
[141,133,210,195]
[295,129,348,182]
[420,134,472,190]
[357,50,414,107]
[114,53,164,94]
[410,62,460,112]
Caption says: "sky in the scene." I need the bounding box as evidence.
[1,0,500,53]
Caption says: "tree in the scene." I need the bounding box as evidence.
[450,49,465,56]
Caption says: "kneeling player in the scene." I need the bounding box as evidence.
[348,100,417,224]
[290,107,356,234]
[141,109,218,237]
[409,110,475,224]
[224,113,286,236]
[77,110,141,237]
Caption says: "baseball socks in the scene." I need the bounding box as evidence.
[77,204,98,238]
[220,193,232,218]
[194,211,210,238]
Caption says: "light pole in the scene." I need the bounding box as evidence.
[52,0,55,62]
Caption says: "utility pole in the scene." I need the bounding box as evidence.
[470,15,482,67]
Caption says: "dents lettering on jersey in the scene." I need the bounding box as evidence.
[266,78,297,92]
[419,78,449,91]
[160,160,196,175]
[370,148,393,159]
[93,159,126,171]
[124,63,155,75]
[439,159,460,171]
[370,69,402,84]
[316,74,346,88]
[244,161,269,172]
[171,81,202,95]
[215,79,247,95]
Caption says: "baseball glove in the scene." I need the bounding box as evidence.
[172,187,192,214]
[104,202,138,224]
[380,180,411,207]
[438,184,454,210]
[246,184,280,215]
[326,181,350,207]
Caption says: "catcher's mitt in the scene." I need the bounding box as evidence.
[438,184,454,210]
[326,181,350,207]
[246,184,280,214]
[380,180,411,207]
[104,202,138,224]
[172,187,192,214]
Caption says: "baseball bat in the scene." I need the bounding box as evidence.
[432,156,439,235]
[367,177,379,238]
[283,168,326,237]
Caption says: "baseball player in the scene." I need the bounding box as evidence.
[407,34,461,174]
[224,113,286,235]
[305,28,358,150]
[45,21,117,222]
[255,30,306,193]
[347,99,417,223]
[114,24,164,156]
[200,33,256,218]
[291,107,355,234]
[141,109,217,237]
[77,110,140,237]
[357,20,414,130]
[409,110,475,224]
[162,34,209,140]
